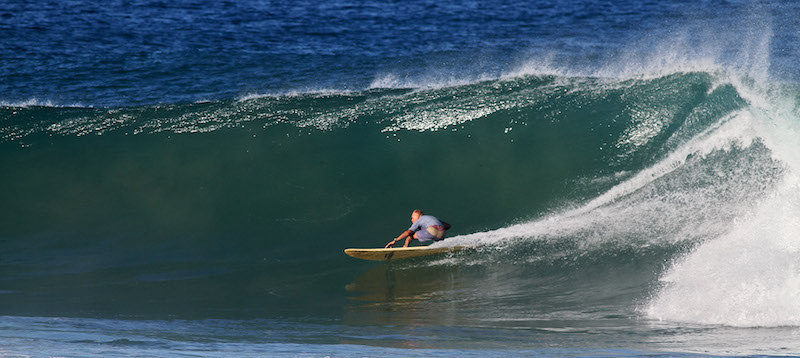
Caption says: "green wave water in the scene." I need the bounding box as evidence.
[0,71,796,333]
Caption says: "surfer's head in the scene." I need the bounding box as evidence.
[411,210,423,223]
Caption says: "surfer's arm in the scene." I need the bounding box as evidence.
[386,230,414,248]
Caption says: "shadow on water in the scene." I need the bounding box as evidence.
[346,258,465,305]
[342,255,476,335]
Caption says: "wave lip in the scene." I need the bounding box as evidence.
[0,98,88,108]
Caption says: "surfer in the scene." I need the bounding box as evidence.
[385,210,451,248]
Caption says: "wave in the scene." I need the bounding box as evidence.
[644,85,800,328]
[0,69,739,142]
[430,73,799,328]
[2,67,799,326]
[0,98,88,108]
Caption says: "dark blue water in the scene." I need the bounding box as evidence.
[3,0,796,107]
[2,0,800,356]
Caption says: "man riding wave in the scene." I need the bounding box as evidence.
[385,210,451,248]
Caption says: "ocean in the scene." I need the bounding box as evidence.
[2,0,800,356]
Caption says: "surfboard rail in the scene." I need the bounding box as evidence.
[344,246,466,261]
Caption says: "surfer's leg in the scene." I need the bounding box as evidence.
[403,233,419,247]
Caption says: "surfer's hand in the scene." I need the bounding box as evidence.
[385,240,395,248]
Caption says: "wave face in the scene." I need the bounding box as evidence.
[2,68,798,334]
[6,1,800,356]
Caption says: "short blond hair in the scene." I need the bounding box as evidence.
[412,209,423,216]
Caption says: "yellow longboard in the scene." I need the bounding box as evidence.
[344,246,466,261]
